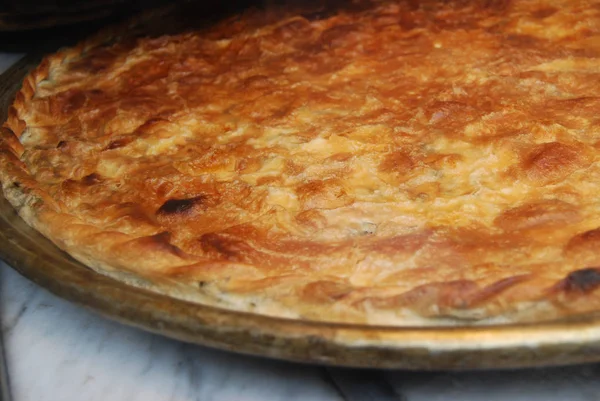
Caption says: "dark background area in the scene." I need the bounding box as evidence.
[0,0,264,54]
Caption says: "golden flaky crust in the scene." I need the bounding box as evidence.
[4,0,600,326]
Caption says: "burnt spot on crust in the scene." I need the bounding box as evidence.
[60,174,104,194]
[297,178,353,210]
[157,195,207,215]
[536,97,600,129]
[0,127,24,157]
[301,280,353,303]
[48,90,87,116]
[56,140,67,149]
[134,117,170,133]
[531,7,558,19]
[69,47,122,74]
[364,275,527,313]
[379,150,414,172]
[505,34,545,48]
[494,199,581,232]
[295,209,327,231]
[120,59,170,89]
[367,280,480,311]
[61,91,87,114]
[566,228,600,259]
[137,231,188,259]
[573,228,600,242]
[469,274,531,305]
[228,92,293,122]
[364,231,432,254]
[522,142,590,186]
[554,268,600,294]
[554,97,600,120]
[199,232,251,261]
[104,137,134,150]
[320,24,361,49]
[240,75,272,90]
[82,173,102,185]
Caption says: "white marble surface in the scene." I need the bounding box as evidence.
[2,53,600,401]
[4,261,600,401]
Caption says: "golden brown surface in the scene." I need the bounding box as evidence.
[4,0,600,325]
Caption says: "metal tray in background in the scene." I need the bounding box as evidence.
[3,5,600,370]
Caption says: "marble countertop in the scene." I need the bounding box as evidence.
[4,260,600,401]
[2,54,600,401]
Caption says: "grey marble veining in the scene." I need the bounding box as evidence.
[1,262,344,401]
[5,260,600,401]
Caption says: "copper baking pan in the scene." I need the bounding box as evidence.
[3,4,600,370]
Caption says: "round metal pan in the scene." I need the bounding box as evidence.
[4,184,600,370]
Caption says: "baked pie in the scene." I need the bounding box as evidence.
[3,0,600,325]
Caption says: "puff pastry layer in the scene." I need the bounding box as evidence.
[3,0,600,325]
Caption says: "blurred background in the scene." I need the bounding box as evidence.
[0,0,264,54]
[0,0,148,31]
[1,0,164,54]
